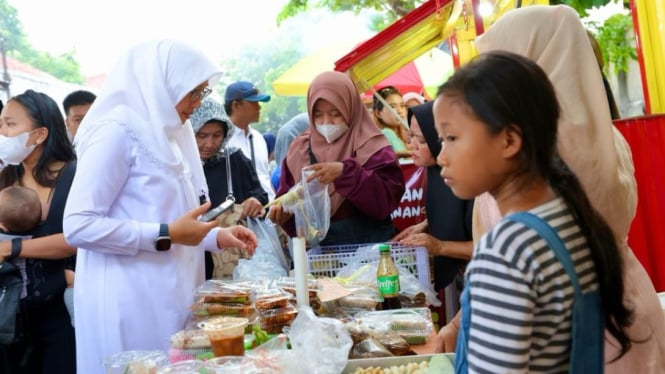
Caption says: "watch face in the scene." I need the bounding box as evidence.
[156,237,171,251]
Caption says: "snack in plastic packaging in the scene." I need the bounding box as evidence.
[354,308,433,344]
[190,302,254,318]
[350,338,393,359]
[258,303,298,326]
[193,280,253,304]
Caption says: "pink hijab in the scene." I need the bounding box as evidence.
[285,71,390,214]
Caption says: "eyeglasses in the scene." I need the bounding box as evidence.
[189,87,213,102]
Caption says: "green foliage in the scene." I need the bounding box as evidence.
[551,0,611,17]
[217,43,307,134]
[588,13,637,75]
[278,0,419,30]
[0,0,84,84]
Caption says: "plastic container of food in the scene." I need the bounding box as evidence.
[103,350,167,374]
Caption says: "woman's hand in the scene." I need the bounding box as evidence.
[392,220,428,241]
[267,204,293,227]
[169,202,219,246]
[399,233,443,256]
[241,197,265,219]
[434,313,460,353]
[0,240,10,263]
[217,225,258,255]
[305,162,344,185]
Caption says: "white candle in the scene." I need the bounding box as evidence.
[292,237,310,308]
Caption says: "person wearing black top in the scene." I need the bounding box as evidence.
[0,90,77,373]
[394,101,474,293]
[190,98,268,279]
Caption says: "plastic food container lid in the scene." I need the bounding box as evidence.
[103,350,167,367]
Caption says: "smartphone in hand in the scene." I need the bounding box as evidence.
[199,197,235,222]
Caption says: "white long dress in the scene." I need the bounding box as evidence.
[64,120,220,372]
[63,39,223,373]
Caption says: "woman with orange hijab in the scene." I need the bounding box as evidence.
[269,71,405,245]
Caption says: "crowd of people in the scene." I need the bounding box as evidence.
[0,4,663,374]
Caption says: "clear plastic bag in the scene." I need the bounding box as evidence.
[233,218,289,281]
[281,170,330,246]
[288,306,353,374]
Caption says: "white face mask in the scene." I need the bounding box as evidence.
[315,124,349,144]
[0,131,37,166]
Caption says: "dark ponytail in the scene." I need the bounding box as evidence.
[548,155,633,360]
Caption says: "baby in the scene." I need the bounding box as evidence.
[0,186,42,300]
[0,186,75,324]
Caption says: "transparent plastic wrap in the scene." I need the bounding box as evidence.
[351,338,393,359]
[345,321,413,357]
[280,170,330,246]
[193,280,253,304]
[190,302,255,318]
[233,218,289,281]
[288,306,353,374]
[251,287,293,311]
[336,283,382,313]
[335,251,440,307]
[353,308,433,345]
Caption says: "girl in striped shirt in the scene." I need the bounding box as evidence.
[433,51,634,373]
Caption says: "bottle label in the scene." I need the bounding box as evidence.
[377,275,400,297]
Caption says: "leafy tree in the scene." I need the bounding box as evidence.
[277,0,625,27]
[217,38,307,135]
[0,0,84,84]
[587,13,637,74]
[278,0,420,31]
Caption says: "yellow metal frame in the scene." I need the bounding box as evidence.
[346,0,549,92]
[633,0,665,113]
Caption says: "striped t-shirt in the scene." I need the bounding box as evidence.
[466,197,598,373]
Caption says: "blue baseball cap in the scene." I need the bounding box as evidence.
[224,81,271,103]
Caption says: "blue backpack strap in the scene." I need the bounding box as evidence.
[506,211,604,374]
[506,212,582,296]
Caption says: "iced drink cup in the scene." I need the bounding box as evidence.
[200,316,248,357]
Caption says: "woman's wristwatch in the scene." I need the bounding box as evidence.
[155,224,171,251]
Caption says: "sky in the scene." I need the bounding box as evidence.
[9,0,372,76]
[9,0,624,77]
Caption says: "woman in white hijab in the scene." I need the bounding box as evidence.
[63,40,257,372]
[467,5,664,372]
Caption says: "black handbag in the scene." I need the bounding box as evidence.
[0,260,23,344]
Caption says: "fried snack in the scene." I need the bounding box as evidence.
[345,321,372,345]
[350,338,393,359]
[194,280,252,304]
[371,330,413,356]
[190,303,254,317]
[198,293,251,304]
[258,304,298,325]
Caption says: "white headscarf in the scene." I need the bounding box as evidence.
[474,5,637,242]
[75,39,222,208]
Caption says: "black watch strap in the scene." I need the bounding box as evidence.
[9,237,22,261]
[159,223,169,238]
[155,223,171,251]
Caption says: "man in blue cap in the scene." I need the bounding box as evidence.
[224,81,275,200]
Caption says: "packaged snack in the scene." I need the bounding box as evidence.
[170,329,210,349]
[190,303,254,318]
[350,338,393,359]
[354,308,433,344]
[193,280,253,304]
[252,288,292,310]
[258,303,298,326]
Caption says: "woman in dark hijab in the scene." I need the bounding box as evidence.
[394,101,474,292]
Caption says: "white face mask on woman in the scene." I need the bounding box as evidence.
[0,131,37,166]
[315,124,349,144]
